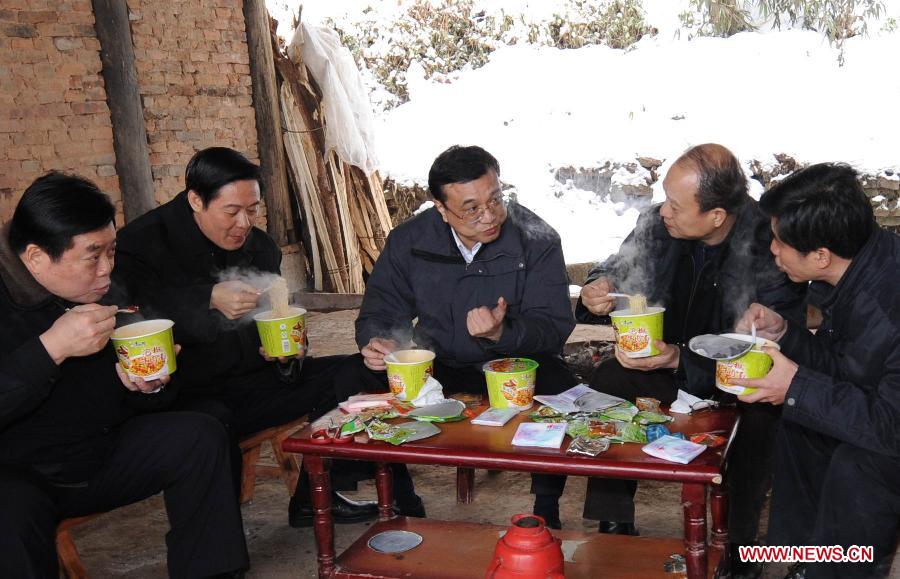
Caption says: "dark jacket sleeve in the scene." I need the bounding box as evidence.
[355,233,416,349]
[782,323,900,457]
[0,338,61,430]
[484,237,575,356]
[114,239,220,345]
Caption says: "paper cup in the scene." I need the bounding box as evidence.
[483,358,538,411]
[715,333,780,396]
[111,319,176,381]
[385,349,435,401]
[254,307,307,358]
[610,306,665,358]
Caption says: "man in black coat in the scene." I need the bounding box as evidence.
[574,144,806,574]
[114,147,375,528]
[344,145,578,521]
[0,172,247,578]
[732,163,899,579]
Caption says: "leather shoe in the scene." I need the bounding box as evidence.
[724,542,763,579]
[598,521,639,535]
[532,507,562,530]
[783,563,806,579]
[289,491,378,528]
[394,495,427,518]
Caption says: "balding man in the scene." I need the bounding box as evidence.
[568,144,806,577]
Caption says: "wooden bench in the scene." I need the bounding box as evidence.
[55,416,308,578]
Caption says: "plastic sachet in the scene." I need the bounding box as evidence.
[567,436,611,457]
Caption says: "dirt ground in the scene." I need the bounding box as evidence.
[67,311,895,578]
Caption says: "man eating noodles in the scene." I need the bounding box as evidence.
[0,172,247,578]
[114,147,375,529]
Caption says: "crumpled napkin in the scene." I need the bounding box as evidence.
[410,375,445,407]
[670,389,714,414]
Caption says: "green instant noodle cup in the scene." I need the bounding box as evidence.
[715,333,780,396]
[111,319,176,381]
[610,306,665,358]
[384,349,436,401]
[483,358,538,411]
[253,307,307,358]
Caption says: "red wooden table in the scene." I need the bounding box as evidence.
[283,407,739,579]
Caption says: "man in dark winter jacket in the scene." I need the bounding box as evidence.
[574,144,806,575]
[0,172,247,579]
[732,163,898,579]
[114,147,375,528]
[344,145,578,521]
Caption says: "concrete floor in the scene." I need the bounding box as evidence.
[65,311,896,578]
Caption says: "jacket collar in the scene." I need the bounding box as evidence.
[411,205,524,263]
[0,224,54,309]
[809,228,889,310]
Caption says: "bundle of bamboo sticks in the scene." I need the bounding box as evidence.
[273,27,392,293]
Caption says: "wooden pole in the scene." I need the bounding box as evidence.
[243,0,293,246]
[91,0,155,222]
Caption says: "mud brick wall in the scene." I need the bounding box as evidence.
[0,1,121,224]
[128,0,259,204]
[0,0,261,225]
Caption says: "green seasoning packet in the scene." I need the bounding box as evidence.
[599,403,639,422]
[340,415,365,436]
[566,419,591,439]
[618,422,648,444]
[365,419,400,441]
[635,411,673,425]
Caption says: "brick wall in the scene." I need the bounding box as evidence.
[0,0,260,224]
[128,0,258,204]
[0,0,121,224]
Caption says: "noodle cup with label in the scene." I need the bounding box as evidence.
[111,319,177,381]
[483,357,539,411]
[715,333,780,396]
[610,306,665,358]
[384,349,435,401]
[253,307,307,358]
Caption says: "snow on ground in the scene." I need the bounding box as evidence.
[268,0,900,264]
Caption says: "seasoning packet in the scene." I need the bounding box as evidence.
[690,432,726,447]
[635,410,674,425]
[566,436,611,457]
[636,397,661,413]
[599,403,639,422]
[339,415,366,436]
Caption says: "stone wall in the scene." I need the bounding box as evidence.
[0,0,260,224]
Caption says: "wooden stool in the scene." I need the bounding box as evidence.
[55,416,309,577]
[237,415,308,503]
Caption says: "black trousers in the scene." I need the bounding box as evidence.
[176,355,350,494]
[553,357,779,545]
[0,412,248,579]
[768,420,899,579]
[335,353,577,496]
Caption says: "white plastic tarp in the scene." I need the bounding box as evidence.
[287,22,379,175]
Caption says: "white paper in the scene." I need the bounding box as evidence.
[410,376,445,407]
[641,435,707,464]
[669,389,713,415]
[533,384,626,414]
[471,407,519,427]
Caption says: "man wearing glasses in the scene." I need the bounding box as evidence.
[341,144,578,518]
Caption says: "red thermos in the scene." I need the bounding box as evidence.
[485,514,565,578]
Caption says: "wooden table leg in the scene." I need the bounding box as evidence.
[306,455,335,578]
[682,482,708,579]
[456,467,474,504]
[710,483,728,550]
[375,462,394,521]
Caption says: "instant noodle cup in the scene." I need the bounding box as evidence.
[111,319,176,381]
[253,307,307,358]
[384,349,436,401]
[715,334,780,396]
[483,358,539,411]
[610,306,665,358]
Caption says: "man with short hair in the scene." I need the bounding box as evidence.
[343,144,578,520]
[573,144,806,575]
[114,147,376,528]
[0,172,248,578]
[732,163,899,579]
